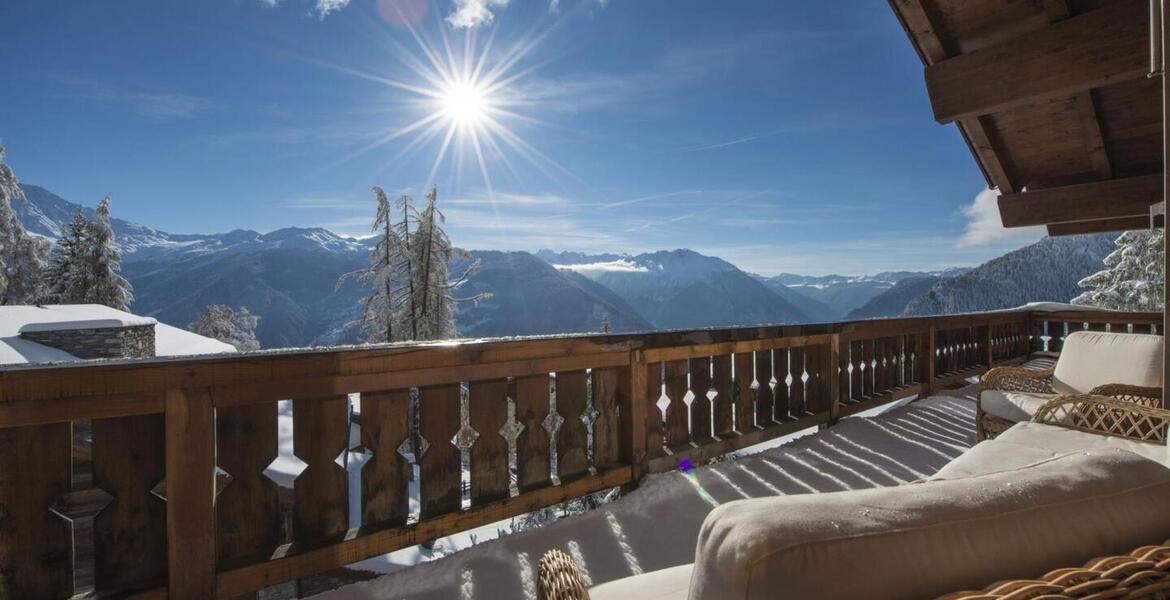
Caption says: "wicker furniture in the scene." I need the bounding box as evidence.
[978,331,1163,441]
[939,544,1170,600]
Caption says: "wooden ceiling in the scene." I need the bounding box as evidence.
[890,0,1163,235]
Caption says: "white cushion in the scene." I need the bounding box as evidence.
[1052,331,1163,394]
[932,421,1170,479]
[688,450,1170,600]
[980,390,1058,422]
[589,564,692,600]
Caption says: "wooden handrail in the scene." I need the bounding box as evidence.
[0,308,1159,599]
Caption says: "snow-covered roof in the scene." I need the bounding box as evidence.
[0,304,236,365]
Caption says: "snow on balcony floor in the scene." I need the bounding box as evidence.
[312,368,1029,600]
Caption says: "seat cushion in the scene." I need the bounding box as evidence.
[931,421,1170,479]
[589,564,692,600]
[1052,331,1163,394]
[689,450,1170,600]
[980,390,1058,422]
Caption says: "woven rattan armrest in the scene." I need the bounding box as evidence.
[538,549,590,600]
[979,366,1055,394]
[1088,383,1163,408]
[1032,394,1170,444]
[938,545,1170,600]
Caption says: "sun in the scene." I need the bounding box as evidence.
[439,81,490,127]
[310,18,572,195]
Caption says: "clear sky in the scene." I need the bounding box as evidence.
[0,0,1045,276]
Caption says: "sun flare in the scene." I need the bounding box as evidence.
[439,81,490,127]
[308,15,572,197]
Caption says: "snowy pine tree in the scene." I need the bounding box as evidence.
[403,186,487,341]
[0,143,49,305]
[43,210,88,304]
[344,186,487,343]
[189,305,261,351]
[78,197,134,310]
[339,186,413,343]
[1073,230,1164,311]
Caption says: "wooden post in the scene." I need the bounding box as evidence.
[621,350,649,487]
[165,388,217,599]
[827,334,842,426]
[1162,0,1169,410]
[924,325,938,397]
[984,323,995,368]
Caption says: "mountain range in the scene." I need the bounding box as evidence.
[13,184,1118,348]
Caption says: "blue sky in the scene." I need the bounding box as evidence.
[0,0,1044,275]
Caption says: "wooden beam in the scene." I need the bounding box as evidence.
[1047,216,1153,236]
[998,174,1162,227]
[924,0,1149,123]
[165,389,217,600]
[890,0,1017,191]
[1041,1,1114,181]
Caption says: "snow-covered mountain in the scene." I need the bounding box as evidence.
[758,268,970,318]
[541,249,815,329]
[901,234,1115,316]
[845,275,942,320]
[15,183,1119,348]
[17,185,655,345]
[454,251,653,337]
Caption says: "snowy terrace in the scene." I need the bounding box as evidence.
[0,307,1160,599]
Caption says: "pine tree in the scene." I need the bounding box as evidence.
[403,186,487,341]
[78,196,134,310]
[1073,230,1165,311]
[339,186,414,343]
[189,305,261,351]
[43,210,88,303]
[0,143,49,305]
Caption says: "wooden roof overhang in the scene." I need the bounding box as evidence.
[890,0,1164,235]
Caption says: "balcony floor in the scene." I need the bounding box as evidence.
[313,368,1027,600]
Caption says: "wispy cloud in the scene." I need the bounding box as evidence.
[447,0,510,28]
[555,260,648,274]
[956,188,1045,248]
[314,0,350,17]
[65,79,212,120]
[445,191,571,207]
[258,0,280,7]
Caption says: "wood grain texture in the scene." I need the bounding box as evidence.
[216,403,282,570]
[590,367,622,469]
[467,380,509,505]
[753,350,775,427]
[214,467,632,599]
[0,423,72,599]
[165,388,216,600]
[663,360,690,448]
[710,355,735,437]
[641,361,664,459]
[772,348,790,420]
[360,390,410,528]
[999,174,1162,227]
[688,357,712,444]
[293,395,349,544]
[849,341,863,402]
[93,414,167,590]
[924,0,1148,122]
[733,352,756,431]
[418,385,462,517]
[554,370,589,482]
[789,346,806,417]
[514,375,551,492]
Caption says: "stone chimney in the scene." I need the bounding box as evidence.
[19,319,157,360]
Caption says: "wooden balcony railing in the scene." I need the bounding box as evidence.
[0,308,1159,599]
